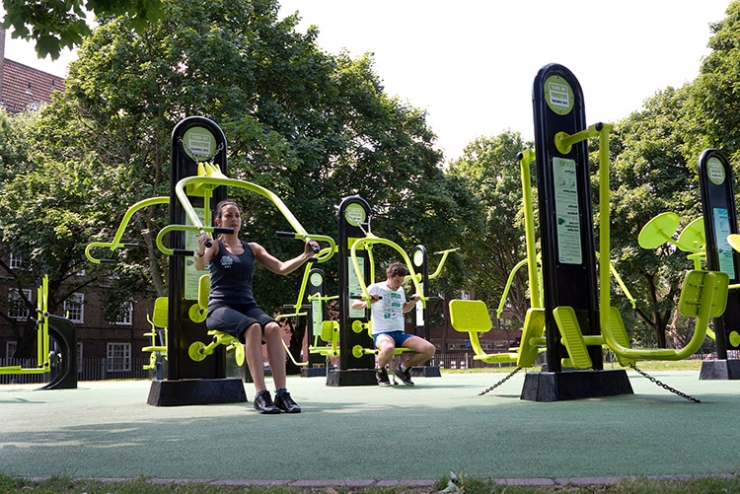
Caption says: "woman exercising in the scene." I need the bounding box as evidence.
[195,199,317,414]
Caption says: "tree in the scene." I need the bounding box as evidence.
[27,0,461,367]
[1,0,164,59]
[688,1,740,163]
[446,131,532,324]
[0,140,132,353]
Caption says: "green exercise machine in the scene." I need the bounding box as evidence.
[0,275,77,389]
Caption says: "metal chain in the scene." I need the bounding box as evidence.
[354,214,372,236]
[629,363,701,403]
[478,366,522,396]
[179,137,225,163]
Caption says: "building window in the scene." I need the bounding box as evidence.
[111,303,133,325]
[460,290,471,300]
[106,343,131,372]
[8,289,32,321]
[9,253,24,270]
[6,341,17,359]
[64,293,85,323]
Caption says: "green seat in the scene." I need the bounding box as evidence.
[602,270,729,361]
[350,318,413,359]
[188,274,245,365]
[309,321,340,357]
[448,299,519,365]
[143,297,168,371]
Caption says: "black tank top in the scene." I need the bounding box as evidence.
[208,239,256,306]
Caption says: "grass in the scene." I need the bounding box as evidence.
[2,473,740,494]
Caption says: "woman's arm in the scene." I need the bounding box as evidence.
[250,240,317,275]
[193,233,219,271]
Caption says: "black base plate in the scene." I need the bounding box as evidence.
[326,369,377,386]
[699,359,740,380]
[521,369,633,402]
[147,378,247,406]
[411,365,441,377]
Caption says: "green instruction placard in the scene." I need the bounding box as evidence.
[348,257,365,318]
[184,207,205,300]
[553,157,582,264]
[713,207,736,279]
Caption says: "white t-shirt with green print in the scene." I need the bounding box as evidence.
[367,281,407,334]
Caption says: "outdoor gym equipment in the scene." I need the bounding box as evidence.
[149,117,334,406]
[348,215,452,375]
[0,275,77,389]
[328,196,450,386]
[84,197,174,382]
[283,265,340,376]
[85,116,334,405]
[504,64,728,402]
[634,148,740,379]
[142,297,168,380]
[697,149,740,378]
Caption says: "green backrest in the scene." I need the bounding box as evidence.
[198,274,210,312]
[320,321,339,343]
[448,300,492,333]
[152,297,168,329]
[678,270,729,318]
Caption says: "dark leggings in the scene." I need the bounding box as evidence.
[206,304,276,344]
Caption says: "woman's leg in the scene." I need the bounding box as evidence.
[263,321,286,390]
[243,322,267,392]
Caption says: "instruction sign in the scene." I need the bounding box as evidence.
[553,157,582,264]
[184,207,205,300]
[348,257,365,318]
[713,208,736,279]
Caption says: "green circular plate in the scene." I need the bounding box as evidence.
[638,212,680,249]
[726,234,740,253]
[188,341,207,361]
[188,303,207,323]
[676,217,705,253]
[235,344,245,366]
[729,331,740,348]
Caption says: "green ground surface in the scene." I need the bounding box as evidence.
[1,370,739,483]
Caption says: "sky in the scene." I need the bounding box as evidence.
[2,0,734,160]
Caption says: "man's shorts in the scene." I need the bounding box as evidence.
[207,304,276,343]
[373,331,413,348]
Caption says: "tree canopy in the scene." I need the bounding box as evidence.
[19,0,464,320]
[1,0,164,59]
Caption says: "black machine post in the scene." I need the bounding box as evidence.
[302,268,330,377]
[410,244,441,378]
[327,196,377,386]
[522,63,632,401]
[148,116,247,406]
[697,149,740,379]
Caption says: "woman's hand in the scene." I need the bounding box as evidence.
[303,240,320,257]
[196,232,212,256]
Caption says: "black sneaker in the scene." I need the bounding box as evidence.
[253,391,281,414]
[376,367,391,387]
[274,391,301,413]
[394,366,414,386]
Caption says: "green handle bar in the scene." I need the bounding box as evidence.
[85,196,170,264]
[350,234,426,308]
[172,175,336,262]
